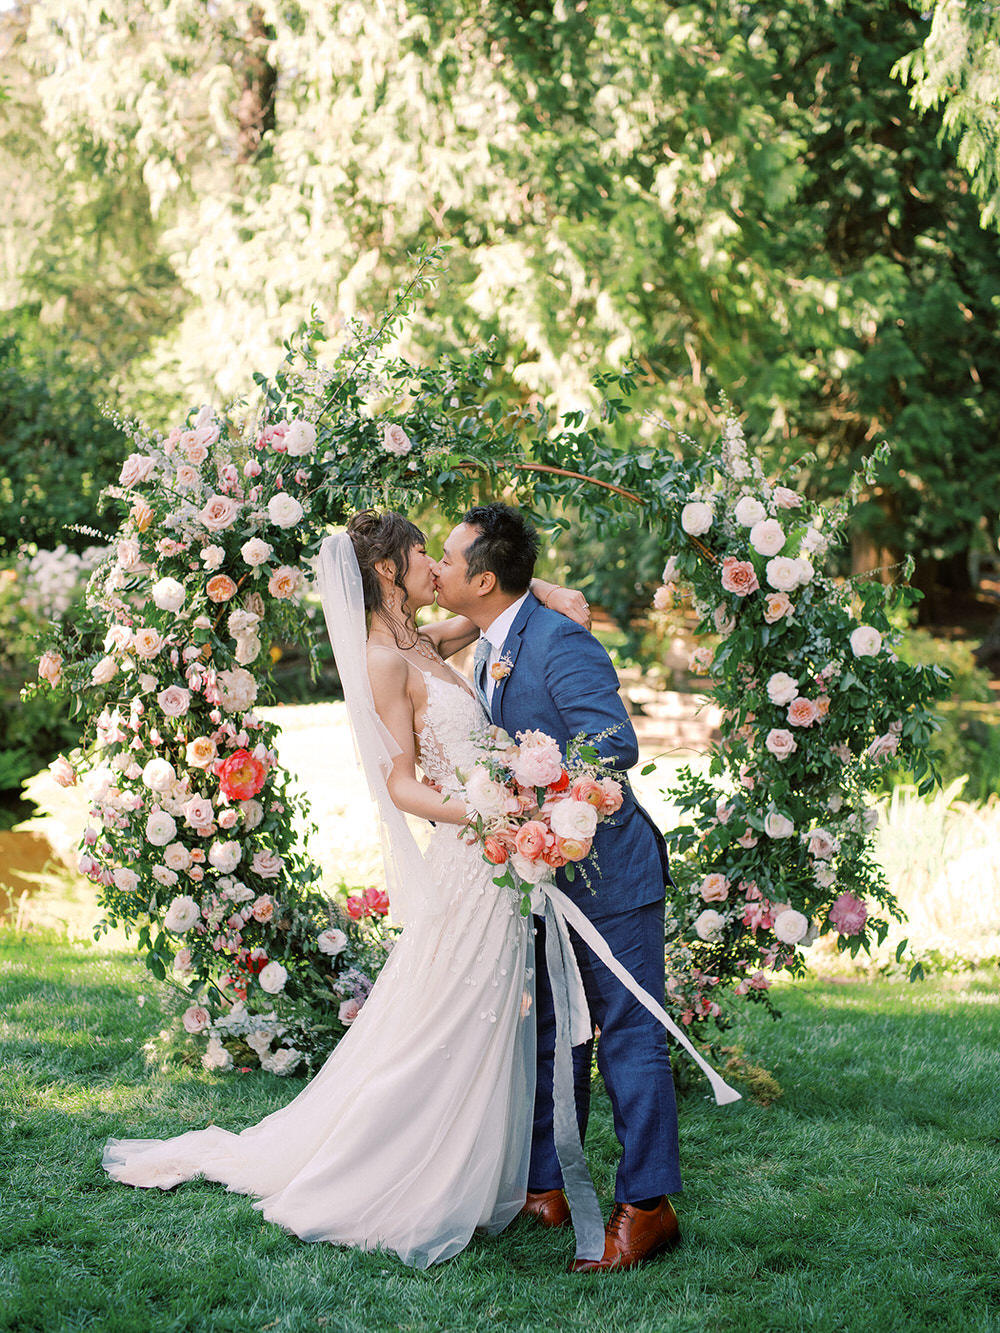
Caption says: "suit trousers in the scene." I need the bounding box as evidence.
[527,898,683,1202]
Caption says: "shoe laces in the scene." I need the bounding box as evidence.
[607,1204,630,1240]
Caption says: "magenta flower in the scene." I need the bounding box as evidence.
[828,891,868,936]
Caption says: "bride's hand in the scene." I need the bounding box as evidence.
[543,586,591,630]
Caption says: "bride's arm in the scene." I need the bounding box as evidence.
[422,579,592,659]
[366,650,470,826]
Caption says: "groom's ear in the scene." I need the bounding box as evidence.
[473,570,497,597]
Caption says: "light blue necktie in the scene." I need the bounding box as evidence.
[472,636,491,712]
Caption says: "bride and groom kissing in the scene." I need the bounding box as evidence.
[104,501,683,1274]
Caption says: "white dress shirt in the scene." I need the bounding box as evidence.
[479,592,529,706]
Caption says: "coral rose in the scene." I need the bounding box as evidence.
[787,697,819,728]
[217,748,267,801]
[206,574,237,603]
[344,894,365,920]
[483,835,509,865]
[763,592,793,624]
[720,557,759,597]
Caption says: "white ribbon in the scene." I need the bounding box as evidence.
[530,881,741,1260]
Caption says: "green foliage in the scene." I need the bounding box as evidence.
[0,337,126,556]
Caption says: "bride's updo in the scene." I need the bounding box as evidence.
[346,510,427,636]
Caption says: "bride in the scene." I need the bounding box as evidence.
[102,509,586,1269]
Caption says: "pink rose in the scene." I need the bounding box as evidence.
[828,891,868,936]
[344,894,365,920]
[765,729,798,761]
[120,453,155,487]
[763,592,793,624]
[598,777,624,815]
[514,820,549,861]
[772,486,802,509]
[206,574,238,603]
[200,495,239,531]
[133,627,165,660]
[699,872,730,903]
[720,557,760,598]
[339,997,362,1025]
[182,1004,210,1033]
[267,566,303,600]
[787,697,819,728]
[652,585,672,611]
[183,795,215,828]
[251,850,283,879]
[868,733,900,764]
[183,435,209,466]
[251,894,275,923]
[218,808,238,830]
[806,827,839,860]
[49,755,77,787]
[176,465,200,488]
[38,650,63,686]
[157,685,191,717]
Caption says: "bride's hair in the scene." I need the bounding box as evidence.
[346,509,427,644]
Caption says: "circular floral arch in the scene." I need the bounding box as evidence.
[32,273,948,1076]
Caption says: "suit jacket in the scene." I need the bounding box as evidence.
[486,593,670,922]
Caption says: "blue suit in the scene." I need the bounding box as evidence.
[484,593,682,1202]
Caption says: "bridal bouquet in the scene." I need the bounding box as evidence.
[457,727,624,912]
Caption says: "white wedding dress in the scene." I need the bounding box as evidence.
[103,668,535,1269]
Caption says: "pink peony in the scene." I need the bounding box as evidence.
[828,891,868,936]
[511,731,564,788]
[597,778,624,815]
[720,557,760,598]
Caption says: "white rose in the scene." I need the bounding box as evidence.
[549,799,599,841]
[749,518,786,557]
[382,423,412,456]
[163,842,191,872]
[201,1037,233,1072]
[850,626,883,658]
[208,840,242,873]
[151,577,186,613]
[241,537,273,567]
[806,828,840,860]
[734,496,766,527]
[261,1046,302,1075]
[235,633,262,665]
[765,556,801,592]
[163,894,201,933]
[145,809,178,847]
[766,672,799,706]
[317,927,348,956]
[681,501,713,536]
[241,799,264,830]
[765,729,798,761]
[91,655,118,685]
[267,494,304,529]
[510,852,553,885]
[201,545,226,571]
[217,667,258,713]
[764,811,795,839]
[793,557,814,586]
[141,758,176,793]
[773,909,809,945]
[283,419,317,457]
[113,866,139,892]
[258,961,288,994]
[694,909,726,942]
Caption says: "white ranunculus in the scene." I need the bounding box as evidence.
[163,894,201,933]
[141,758,176,793]
[734,496,766,527]
[850,626,883,658]
[694,909,726,942]
[235,633,262,665]
[510,852,553,885]
[317,927,348,956]
[145,809,178,847]
[765,556,801,592]
[261,1046,303,1075]
[283,419,317,457]
[766,672,799,706]
[267,494,304,529]
[208,840,242,873]
[113,866,139,892]
[773,909,809,945]
[151,577,186,613]
[680,501,713,536]
[258,961,288,994]
[202,1037,233,1072]
[793,557,814,586]
[764,810,795,839]
[163,842,191,872]
[549,798,599,841]
[749,518,786,557]
[241,537,273,567]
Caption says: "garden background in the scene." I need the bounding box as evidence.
[2,2,999,1330]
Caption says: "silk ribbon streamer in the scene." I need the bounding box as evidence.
[531,881,742,1261]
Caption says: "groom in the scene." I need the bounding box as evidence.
[434,503,682,1273]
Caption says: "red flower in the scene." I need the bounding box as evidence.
[363,887,390,916]
[344,894,366,921]
[547,770,570,793]
[217,748,266,801]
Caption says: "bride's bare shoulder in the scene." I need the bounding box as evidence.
[366,643,410,692]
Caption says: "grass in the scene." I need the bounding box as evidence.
[2,934,999,1333]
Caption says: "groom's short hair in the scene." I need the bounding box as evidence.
[462,503,539,594]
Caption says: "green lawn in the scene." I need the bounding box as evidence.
[1,934,998,1333]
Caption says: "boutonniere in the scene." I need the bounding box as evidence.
[490,653,514,683]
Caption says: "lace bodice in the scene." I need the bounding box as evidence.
[416,668,488,794]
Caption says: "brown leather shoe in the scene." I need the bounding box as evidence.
[518,1188,571,1228]
[569,1197,680,1273]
